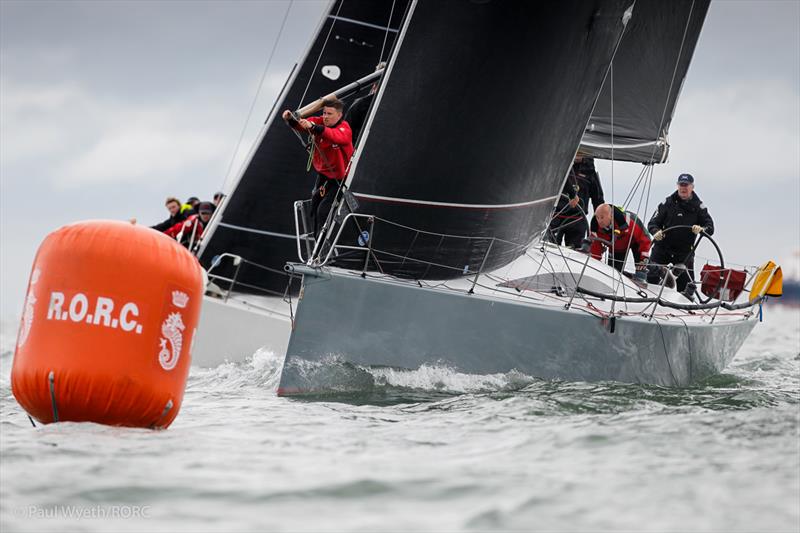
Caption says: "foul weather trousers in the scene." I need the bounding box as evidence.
[647,244,695,292]
[546,216,587,249]
[311,174,343,237]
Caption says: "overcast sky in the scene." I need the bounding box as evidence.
[1,0,799,321]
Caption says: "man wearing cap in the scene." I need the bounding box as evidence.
[646,173,715,294]
[182,196,200,216]
[165,201,214,247]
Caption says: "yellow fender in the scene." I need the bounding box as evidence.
[750,261,783,302]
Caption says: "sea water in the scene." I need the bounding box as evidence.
[1,306,798,532]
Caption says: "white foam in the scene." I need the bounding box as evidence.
[368,364,536,394]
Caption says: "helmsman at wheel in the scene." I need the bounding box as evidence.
[646,173,715,294]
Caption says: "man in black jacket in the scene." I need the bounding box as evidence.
[150,197,187,233]
[646,173,714,294]
[546,154,605,249]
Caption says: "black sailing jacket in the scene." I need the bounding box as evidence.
[647,191,714,253]
[151,211,187,233]
[554,159,605,218]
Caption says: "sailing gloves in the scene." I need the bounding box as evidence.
[691,225,704,235]
[653,230,665,241]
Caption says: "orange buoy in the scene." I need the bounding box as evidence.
[11,220,204,428]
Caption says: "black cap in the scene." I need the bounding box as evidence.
[677,173,694,185]
[197,202,215,214]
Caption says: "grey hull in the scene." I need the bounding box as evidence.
[277,269,758,395]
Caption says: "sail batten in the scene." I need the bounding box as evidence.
[352,193,559,211]
[328,15,400,33]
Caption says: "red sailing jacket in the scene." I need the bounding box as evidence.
[164,214,204,242]
[590,210,651,262]
[301,116,354,180]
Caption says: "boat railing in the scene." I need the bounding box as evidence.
[206,253,299,306]
[293,200,316,263]
[294,211,767,316]
[310,211,530,280]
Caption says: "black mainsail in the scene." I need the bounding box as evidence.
[198,0,409,295]
[338,0,635,279]
[580,0,711,163]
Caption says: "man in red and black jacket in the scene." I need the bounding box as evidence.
[589,203,651,274]
[282,98,354,236]
[164,202,214,248]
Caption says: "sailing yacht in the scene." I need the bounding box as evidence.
[193,0,780,394]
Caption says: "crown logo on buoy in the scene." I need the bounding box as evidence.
[171,291,189,308]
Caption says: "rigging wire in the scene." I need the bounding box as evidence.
[609,61,620,316]
[378,0,397,64]
[221,0,294,189]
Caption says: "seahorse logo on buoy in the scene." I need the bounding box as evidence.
[17,268,41,348]
[158,312,185,371]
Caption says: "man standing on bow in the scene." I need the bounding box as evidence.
[646,173,715,294]
[282,98,354,237]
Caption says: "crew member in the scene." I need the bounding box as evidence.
[182,196,200,216]
[282,98,354,236]
[149,197,187,232]
[546,154,605,249]
[165,201,214,247]
[589,203,651,274]
[647,173,714,294]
